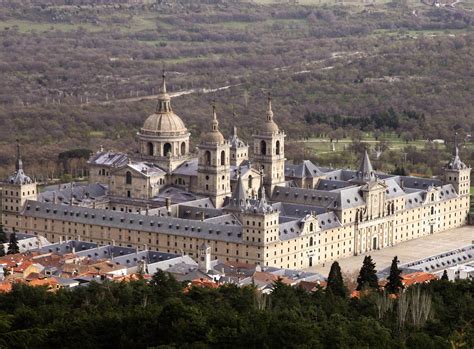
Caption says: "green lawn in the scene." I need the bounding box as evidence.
[299,135,428,155]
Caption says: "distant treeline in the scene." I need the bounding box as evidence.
[304,108,426,132]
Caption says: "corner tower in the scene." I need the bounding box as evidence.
[253,95,286,195]
[444,133,471,196]
[197,105,231,208]
[1,142,37,233]
[137,72,190,172]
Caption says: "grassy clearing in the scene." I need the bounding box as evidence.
[301,138,427,155]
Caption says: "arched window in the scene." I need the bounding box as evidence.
[309,237,313,246]
[431,206,434,215]
[431,193,435,201]
[126,171,132,185]
[220,150,225,166]
[205,151,211,166]
[309,223,314,232]
[248,175,253,189]
[147,142,154,156]
[276,140,280,155]
[181,142,186,155]
[260,140,266,155]
[163,143,172,157]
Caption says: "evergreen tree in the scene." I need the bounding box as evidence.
[326,261,347,297]
[0,244,5,257]
[386,256,404,294]
[0,225,7,243]
[7,232,20,255]
[441,270,449,281]
[356,255,379,291]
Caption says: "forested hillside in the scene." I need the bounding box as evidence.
[0,0,473,178]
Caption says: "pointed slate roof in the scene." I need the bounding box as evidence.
[7,142,33,185]
[227,173,247,209]
[446,134,468,170]
[356,150,376,182]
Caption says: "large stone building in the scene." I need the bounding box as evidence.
[1,75,471,269]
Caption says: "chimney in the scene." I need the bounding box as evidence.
[165,197,171,212]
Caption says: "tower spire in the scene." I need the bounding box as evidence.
[266,93,273,122]
[211,102,219,132]
[15,139,23,171]
[454,132,459,157]
[161,70,167,94]
[156,70,171,113]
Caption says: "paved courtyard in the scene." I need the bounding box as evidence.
[305,226,474,276]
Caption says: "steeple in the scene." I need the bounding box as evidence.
[156,71,172,113]
[260,94,279,134]
[227,170,247,209]
[357,150,376,182]
[7,140,32,185]
[211,103,219,132]
[15,140,23,171]
[266,94,273,123]
[201,103,224,144]
[446,132,467,170]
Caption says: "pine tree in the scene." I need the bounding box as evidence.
[326,261,347,297]
[386,256,404,294]
[7,232,20,255]
[0,225,7,244]
[441,270,449,281]
[356,255,379,291]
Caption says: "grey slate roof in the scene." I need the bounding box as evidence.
[226,174,247,210]
[316,179,354,191]
[285,160,325,178]
[39,183,107,205]
[88,151,129,168]
[446,147,468,170]
[172,158,198,176]
[272,185,365,210]
[23,201,244,243]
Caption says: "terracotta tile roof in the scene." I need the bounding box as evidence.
[252,271,293,285]
[11,261,34,273]
[0,282,12,293]
[297,280,319,293]
[190,278,219,289]
[402,272,437,287]
[29,277,58,288]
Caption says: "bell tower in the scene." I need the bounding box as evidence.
[197,105,231,208]
[444,132,471,196]
[253,95,286,195]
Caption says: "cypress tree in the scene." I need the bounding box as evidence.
[0,244,5,257]
[356,255,379,291]
[386,256,404,294]
[441,270,449,281]
[7,232,20,255]
[0,225,7,243]
[326,261,347,297]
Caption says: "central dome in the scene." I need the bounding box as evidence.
[142,111,188,135]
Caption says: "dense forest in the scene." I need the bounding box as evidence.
[0,270,472,348]
[0,0,473,179]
